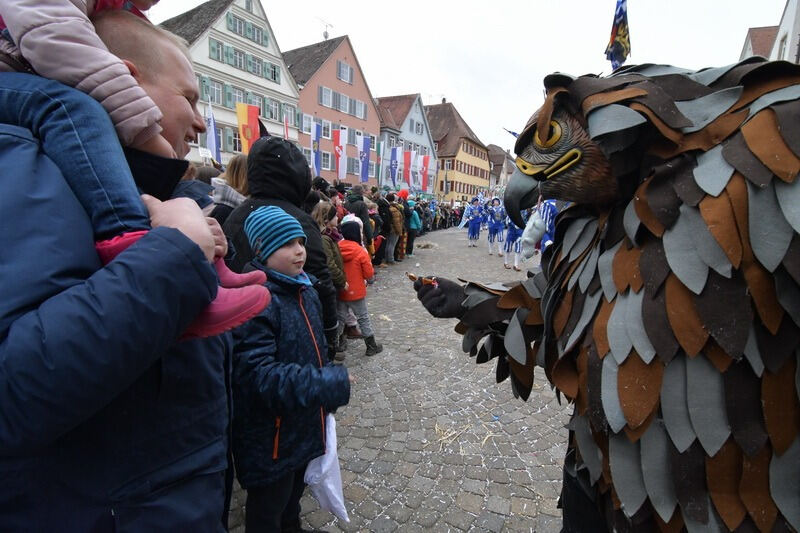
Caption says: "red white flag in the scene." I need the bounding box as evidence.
[421,155,431,192]
[333,126,348,182]
[403,150,412,185]
[283,113,289,140]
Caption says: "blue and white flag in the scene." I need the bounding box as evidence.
[389,147,399,188]
[311,122,322,176]
[605,0,631,70]
[204,104,220,162]
[359,135,371,183]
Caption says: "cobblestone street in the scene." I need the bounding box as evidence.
[230,228,571,532]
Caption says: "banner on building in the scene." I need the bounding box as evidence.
[204,104,221,163]
[235,103,260,154]
[389,147,399,188]
[334,126,348,182]
[283,113,290,140]
[311,122,322,176]
[359,135,371,183]
[421,155,430,193]
[605,0,631,70]
[375,141,384,187]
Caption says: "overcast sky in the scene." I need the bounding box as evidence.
[150,0,787,152]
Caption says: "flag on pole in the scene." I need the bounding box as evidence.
[359,135,371,183]
[310,122,322,176]
[443,168,449,195]
[403,150,412,186]
[605,0,631,70]
[421,155,431,193]
[375,141,383,187]
[235,103,261,154]
[204,104,220,162]
[283,113,289,140]
[389,147,399,188]
[334,126,348,182]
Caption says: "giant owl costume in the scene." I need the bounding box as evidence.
[415,57,800,532]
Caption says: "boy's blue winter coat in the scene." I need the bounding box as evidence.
[231,267,350,488]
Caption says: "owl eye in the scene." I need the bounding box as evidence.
[534,120,562,148]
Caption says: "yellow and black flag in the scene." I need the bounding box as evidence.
[605,0,631,70]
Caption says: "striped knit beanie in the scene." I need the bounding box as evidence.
[244,206,306,263]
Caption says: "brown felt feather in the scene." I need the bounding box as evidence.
[582,87,649,115]
[760,356,799,456]
[741,109,800,183]
[592,297,614,358]
[698,190,743,269]
[706,438,747,531]
[617,350,663,429]
[634,178,667,237]
[739,444,778,533]
[664,274,708,357]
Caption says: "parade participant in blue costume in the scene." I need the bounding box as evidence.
[462,197,483,247]
[538,199,559,252]
[486,197,506,256]
[503,208,529,271]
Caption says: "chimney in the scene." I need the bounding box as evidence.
[441,97,446,104]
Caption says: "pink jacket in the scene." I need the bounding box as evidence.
[0,0,163,146]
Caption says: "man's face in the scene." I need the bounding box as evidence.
[137,44,205,158]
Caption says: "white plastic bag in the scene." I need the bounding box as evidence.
[304,414,349,522]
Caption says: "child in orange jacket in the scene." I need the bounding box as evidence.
[337,221,383,356]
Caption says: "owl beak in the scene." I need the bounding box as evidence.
[504,167,540,228]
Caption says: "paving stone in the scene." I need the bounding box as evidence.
[455,490,484,514]
[411,508,438,528]
[511,496,539,518]
[370,515,399,533]
[473,510,506,532]
[443,508,476,530]
[461,478,487,495]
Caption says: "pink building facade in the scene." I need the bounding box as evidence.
[284,36,381,187]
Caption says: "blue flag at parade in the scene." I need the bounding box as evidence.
[359,135,371,183]
[605,0,631,70]
[204,104,220,163]
[311,123,322,176]
[389,147,399,188]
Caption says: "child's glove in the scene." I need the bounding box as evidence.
[413,277,466,319]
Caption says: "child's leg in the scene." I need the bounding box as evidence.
[351,298,374,338]
[0,73,149,239]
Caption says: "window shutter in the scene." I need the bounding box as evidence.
[409,119,415,132]
[274,67,280,84]
[245,21,253,39]
[263,59,270,79]
[245,91,253,105]
[224,84,233,108]
[262,30,269,46]
[246,54,254,73]
[348,98,356,116]
[224,127,233,152]
[208,39,217,60]
[226,12,234,31]
[223,45,233,65]
[332,91,340,110]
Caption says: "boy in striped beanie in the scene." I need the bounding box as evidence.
[232,205,351,531]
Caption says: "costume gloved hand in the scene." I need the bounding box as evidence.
[413,276,466,319]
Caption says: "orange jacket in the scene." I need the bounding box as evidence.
[337,240,374,301]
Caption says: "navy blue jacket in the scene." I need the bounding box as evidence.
[0,119,230,530]
[231,266,350,488]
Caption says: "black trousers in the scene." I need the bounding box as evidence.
[406,229,417,254]
[244,467,307,533]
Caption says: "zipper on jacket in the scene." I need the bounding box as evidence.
[273,416,281,459]
[298,290,327,449]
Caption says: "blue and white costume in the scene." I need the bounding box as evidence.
[463,201,483,246]
[486,200,506,255]
[539,199,560,251]
[504,209,529,270]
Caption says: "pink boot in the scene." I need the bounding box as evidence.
[96,231,271,339]
[215,258,266,288]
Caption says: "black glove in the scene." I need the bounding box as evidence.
[413,276,466,319]
[324,325,338,362]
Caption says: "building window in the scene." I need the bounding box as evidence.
[445,160,452,170]
[369,134,377,151]
[336,60,354,83]
[253,26,262,44]
[232,48,245,70]
[321,86,332,107]
[245,0,252,11]
[369,161,376,177]
[251,57,262,76]
[347,157,359,174]
[265,63,280,83]
[398,139,404,150]
[322,151,332,170]
[251,94,264,116]
[302,114,313,134]
[355,100,366,119]
[302,148,312,165]
[778,35,789,60]
[389,135,396,147]
[415,122,423,135]
[231,86,245,105]
[434,142,439,152]
[209,80,223,105]
[421,146,427,156]
[232,15,246,36]
[338,94,349,113]
[232,129,242,152]
[268,100,280,121]
[284,104,296,126]
[322,119,332,139]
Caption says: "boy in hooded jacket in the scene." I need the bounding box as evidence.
[232,205,351,532]
[337,221,384,356]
